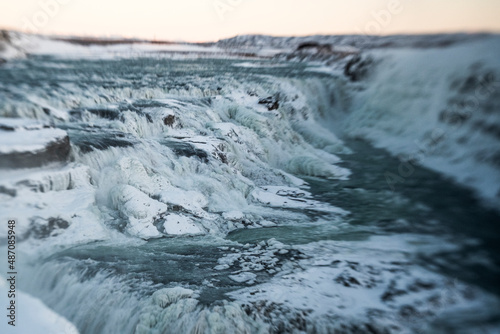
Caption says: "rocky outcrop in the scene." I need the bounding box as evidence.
[0,136,71,169]
[0,118,71,169]
[161,139,209,162]
[26,217,70,239]
[344,55,374,81]
[0,30,9,64]
[163,114,176,126]
[216,33,487,51]
[0,30,25,63]
[296,42,333,54]
[278,42,359,63]
[258,95,280,111]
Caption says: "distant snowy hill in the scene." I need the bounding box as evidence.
[215,33,488,50]
[0,30,28,61]
[1,30,489,64]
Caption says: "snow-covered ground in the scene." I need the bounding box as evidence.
[0,31,254,61]
[0,277,79,334]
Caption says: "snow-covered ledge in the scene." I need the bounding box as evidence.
[0,277,79,334]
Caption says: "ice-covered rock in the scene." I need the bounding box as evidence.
[0,167,108,250]
[0,118,71,169]
[344,54,375,81]
[229,272,256,284]
[251,185,349,214]
[151,287,196,308]
[158,187,208,217]
[230,235,500,333]
[114,157,171,197]
[111,185,167,239]
[135,286,269,334]
[214,238,305,283]
[0,30,25,62]
[0,165,91,196]
[222,211,245,221]
[162,214,203,236]
[216,33,486,52]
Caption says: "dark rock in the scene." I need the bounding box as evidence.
[161,140,208,162]
[331,260,342,267]
[87,108,120,120]
[75,136,134,154]
[213,143,228,164]
[364,323,390,334]
[215,151,228,164]
[69,107,120,120]
[258,96,279,111]
[399,305,420,319]
[346,261,360,271]
[296,42,332,54]
[474,120,500,140]
[171,205,184,212]
[0,185,16,197]
[344,55,374,81]
[439,107,471,125]
[408,280,436,292]
[457,71,496,93]
[335,271,361,287]
[0,124,15,131]
[59,124,135,154]
[381,280,407,302]
[245,300,311,332]
[26,217,70,239]
[296,41,321,50]
[276,189,306,198]
[163,114,176,127]
[0,135,71,169]
[1,30,11,43]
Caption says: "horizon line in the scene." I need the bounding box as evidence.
[1,26,499,44]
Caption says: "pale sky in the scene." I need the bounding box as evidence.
[0,0,499,42]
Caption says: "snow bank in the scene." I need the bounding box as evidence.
[251,186,349,214]
[163,214,203,236]
[229,235,500,333]
[0,277,79,334]
[0,127,68,154]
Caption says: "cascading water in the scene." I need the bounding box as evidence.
[1,35,500,333]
